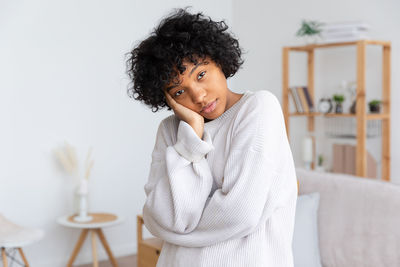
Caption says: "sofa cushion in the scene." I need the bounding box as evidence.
[296,168,400,267]
[292,192,322,267]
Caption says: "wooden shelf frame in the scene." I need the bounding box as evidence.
[282,40,391,181]
[289,112,390,120]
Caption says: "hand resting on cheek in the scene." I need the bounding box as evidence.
[164,90,205,139]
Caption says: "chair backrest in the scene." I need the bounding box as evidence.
[296,168,400,267]
[0,214,44,248]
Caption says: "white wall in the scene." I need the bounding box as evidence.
[0,1,233,266]
[232,0,400,182]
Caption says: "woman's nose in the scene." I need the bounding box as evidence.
[191,87,207,104]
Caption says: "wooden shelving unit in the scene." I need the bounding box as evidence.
[282,40,391,181]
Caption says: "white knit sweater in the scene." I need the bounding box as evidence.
[143,90,298,267]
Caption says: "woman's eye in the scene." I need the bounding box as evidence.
[174,89,184,97]
[197,71,206,80]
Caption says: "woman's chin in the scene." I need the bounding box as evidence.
[203,113,219,122]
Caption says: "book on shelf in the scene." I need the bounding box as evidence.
[321,35,370,44]
[289,87,302,113]
[320,21,370,44]
[320,21,370,33]
[288,88,300,113]
[321,30,369,39]
[296,87,309,113]
[289,86,314,113]
[332,143,377,178]
[301,86,315,112]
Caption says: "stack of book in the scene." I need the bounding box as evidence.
[320,21,370,43]
[289,86,314,113]
[332,144,377,178]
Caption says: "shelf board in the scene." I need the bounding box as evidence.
[367,113,390,120]
[286,40,391,51]
[290,112,322,117]
[289,112,389,120]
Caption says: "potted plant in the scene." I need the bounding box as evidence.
[296,20,324,44]
[316,154,325,172]
[333,94,345,113]
[368,100,382,113]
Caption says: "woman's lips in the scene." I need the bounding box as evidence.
[201,100,217,114]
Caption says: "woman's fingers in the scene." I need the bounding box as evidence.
[164,91,174,108]
[163,90,204,139]
[164,91,182,118]
[164,91,189,116]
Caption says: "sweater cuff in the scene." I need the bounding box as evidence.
[173,120,214,162]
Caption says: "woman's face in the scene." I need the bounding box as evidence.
[164,57,232,121]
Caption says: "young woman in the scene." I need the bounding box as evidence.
[126,7,298,267]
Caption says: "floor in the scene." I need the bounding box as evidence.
[76,254,137,267]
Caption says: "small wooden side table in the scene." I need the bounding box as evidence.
[57,213,124,267]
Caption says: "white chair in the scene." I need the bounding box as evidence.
[0,214,44,267]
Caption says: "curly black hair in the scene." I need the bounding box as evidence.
[126,7,244,112]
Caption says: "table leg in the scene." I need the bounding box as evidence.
[95,229,119,267]
[18,248,29,267]
[67,229,89,267]
[91,230,98,267]
[2,248,8,267]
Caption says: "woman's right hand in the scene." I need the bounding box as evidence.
[164,91,204,139]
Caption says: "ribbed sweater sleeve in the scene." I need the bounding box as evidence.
[143,119,215,234]
[143,92,288,248]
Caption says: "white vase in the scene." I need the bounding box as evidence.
[73,179,92,222]
[302,136,313,169]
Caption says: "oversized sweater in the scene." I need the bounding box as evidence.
[142,89,298,267]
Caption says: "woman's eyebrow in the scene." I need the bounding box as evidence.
[189,61,209,77]
[166,61,209,92]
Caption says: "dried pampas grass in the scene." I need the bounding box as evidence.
[54,142,94,181]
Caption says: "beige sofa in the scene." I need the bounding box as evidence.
[296,168,400,267]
